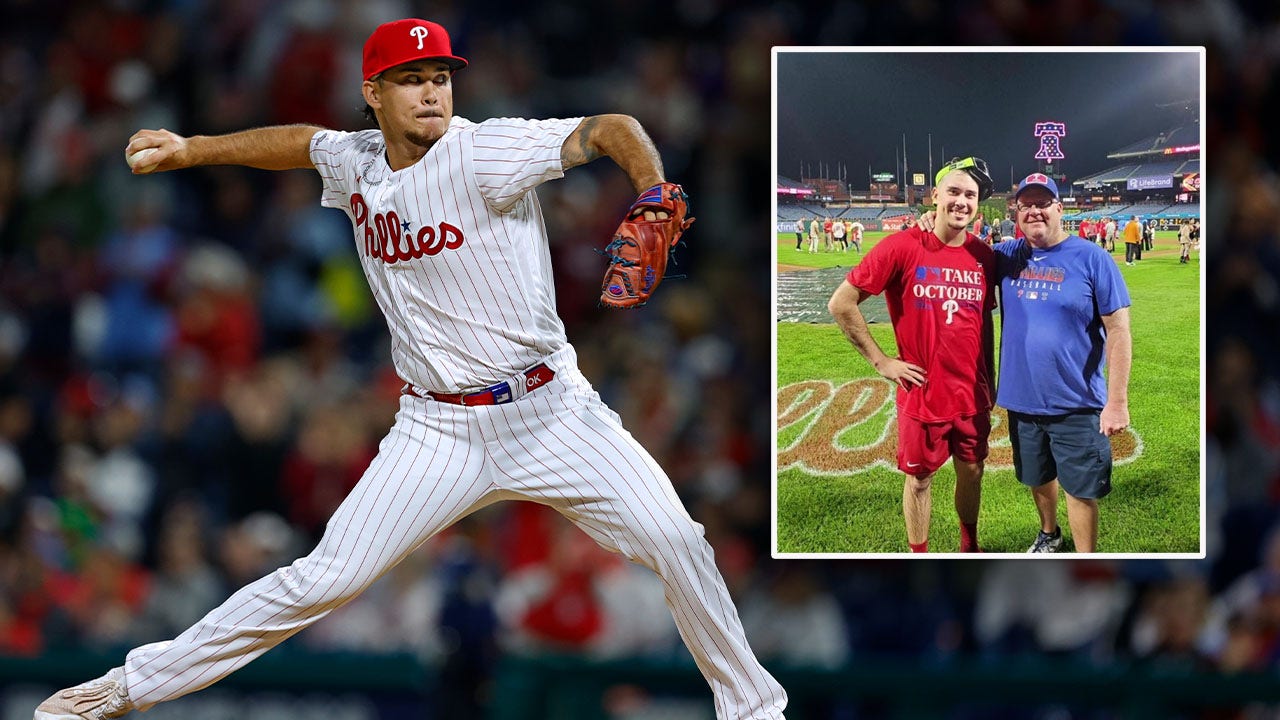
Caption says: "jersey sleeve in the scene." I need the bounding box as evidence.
[846,232,900,295]
[472,117,584,212]
[310,129,379,212]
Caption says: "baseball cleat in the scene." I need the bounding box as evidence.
[34,667,134,719]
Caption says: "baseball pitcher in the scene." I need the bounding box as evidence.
[36,18,786,720]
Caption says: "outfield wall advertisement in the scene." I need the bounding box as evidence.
[1127,175,1176,190]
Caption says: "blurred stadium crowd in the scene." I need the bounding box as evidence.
[0,0,1268,716]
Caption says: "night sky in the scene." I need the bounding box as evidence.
[776,50,1201,192]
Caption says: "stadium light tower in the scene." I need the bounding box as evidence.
[928,133,933,191]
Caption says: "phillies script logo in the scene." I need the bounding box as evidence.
[777,379,1142,475]
[350,193,463,264]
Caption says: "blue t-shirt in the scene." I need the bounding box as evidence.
[994,236,1131,414]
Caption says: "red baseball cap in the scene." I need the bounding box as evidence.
[362,19,468,81]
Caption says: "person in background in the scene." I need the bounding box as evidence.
[1179,219,1193,263]
[1124,215,1142,266]
[847,218,863,254]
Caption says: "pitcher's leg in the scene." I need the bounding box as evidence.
[125,400,493,709]
[482,392,787,720]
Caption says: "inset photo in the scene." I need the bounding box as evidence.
[773,48,1204,557]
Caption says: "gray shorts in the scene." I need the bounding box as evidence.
[1007,410,1113,500]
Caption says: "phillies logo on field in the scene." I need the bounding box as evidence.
[776,379,1141,476]
[349,193,464,264]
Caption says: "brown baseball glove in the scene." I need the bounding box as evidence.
[598,182,694,309]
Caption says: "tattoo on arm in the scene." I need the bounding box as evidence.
[562,114,664,191]
[562,117,602,169]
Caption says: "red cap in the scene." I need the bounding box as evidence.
[362,19,468,81]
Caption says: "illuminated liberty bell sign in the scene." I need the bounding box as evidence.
[1034,122,1066,161]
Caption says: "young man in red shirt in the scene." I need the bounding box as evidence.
[827,157,998,553]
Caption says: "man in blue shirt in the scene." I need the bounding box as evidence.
[994,174,1133,553]
[999,216,1015,241]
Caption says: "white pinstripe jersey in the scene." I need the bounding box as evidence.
[310,116,584,393]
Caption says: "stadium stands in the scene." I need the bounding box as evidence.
[1074,160,1186,187]
[1108,125,1198,157]
[1074,164,1142,186]
[777,176,817,204]
[1120,202,1174,216]
[1071,123,1200,210]
[834,207,885,220]
[777,203,834,221]
[1130,160,1184,176]
[1073,206,1131,219]
[1074,202,1197,220]
[776,204,904,222]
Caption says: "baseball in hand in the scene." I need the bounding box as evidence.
[126,148,160,174]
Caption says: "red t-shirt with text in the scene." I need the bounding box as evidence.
[846,227,996,422]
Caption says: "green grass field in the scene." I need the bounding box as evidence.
[775,231,1201,555]
[777,229,891,268]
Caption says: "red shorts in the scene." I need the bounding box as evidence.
[896,411,991,476]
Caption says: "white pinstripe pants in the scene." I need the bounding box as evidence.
[123,346,787,720]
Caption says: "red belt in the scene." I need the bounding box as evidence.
[404,363,556,406]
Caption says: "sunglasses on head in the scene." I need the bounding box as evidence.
[934,156,994,200]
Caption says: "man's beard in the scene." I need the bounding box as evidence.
[403,126,440,148]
